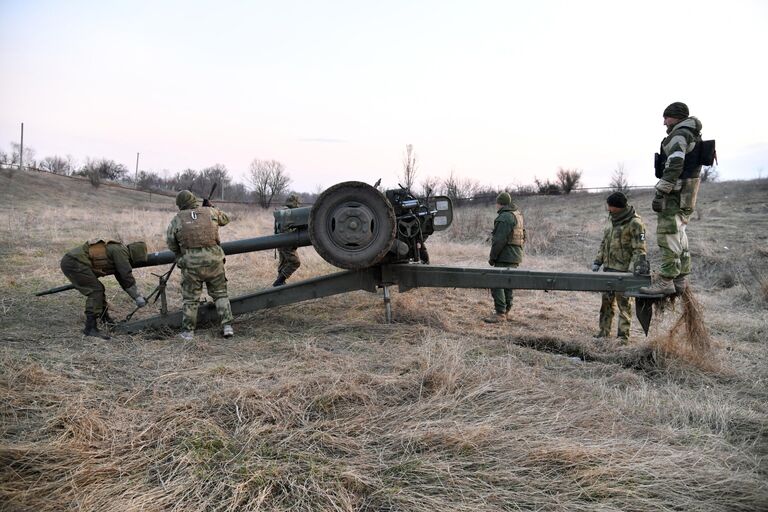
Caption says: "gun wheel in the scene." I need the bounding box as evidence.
[309,181,396,270]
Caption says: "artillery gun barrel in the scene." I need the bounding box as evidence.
[136,229,312,268]
[34,230,312,296]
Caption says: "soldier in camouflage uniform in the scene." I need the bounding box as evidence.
[640,102,703,295]
[60,239,147,339]
[166,190,234,340]
[592,192,647,342]
[485,192,525,323]
[273,193,301,287]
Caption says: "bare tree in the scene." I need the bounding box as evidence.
[248,159,291,208]
[534,177,561,195]
[700,165,719,183]
[200,164,232,199]
[40,155,70,175]
[77,158,128,187]
[401,144,418,191]
[556,167,582,194]
[610,162,630,193]
[419,175,440,198]
[442,170,461,201]
[10,142,36,169]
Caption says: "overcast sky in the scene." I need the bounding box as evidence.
[1,0,766,192]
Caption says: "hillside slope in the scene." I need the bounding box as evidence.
[1,168,767,511]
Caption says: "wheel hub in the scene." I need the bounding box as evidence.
[330,204,376,248]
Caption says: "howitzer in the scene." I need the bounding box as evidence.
[37,181,661,334]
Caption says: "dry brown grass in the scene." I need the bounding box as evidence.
[1,169,767,511]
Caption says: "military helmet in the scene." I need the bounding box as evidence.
[175,190,198,210]
[285,193,300,208]
[126,241,148,265]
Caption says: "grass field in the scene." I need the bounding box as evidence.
[1,169,767,511]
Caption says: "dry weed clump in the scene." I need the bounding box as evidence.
[651,288,718,371]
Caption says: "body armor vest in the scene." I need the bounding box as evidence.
[177,207,219,250]
[509,211,525,247]
[87,239,115,276]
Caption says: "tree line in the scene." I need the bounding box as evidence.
[2,141,719,208]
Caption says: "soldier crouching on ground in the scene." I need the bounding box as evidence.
[166,190,234,341]
[273,193,301,287]
[485,192,525,323]
[60,239,147,339]
[592,192,647,343]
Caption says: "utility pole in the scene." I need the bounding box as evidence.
[19,123,24,171]
[135,152,140,188]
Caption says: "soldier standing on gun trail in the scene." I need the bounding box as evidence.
[272,193,302,287]
[60,239,148,339]
[640,102,703,295]
[592,192,647,343]
[166,190,234,340]
[484,192,525,323]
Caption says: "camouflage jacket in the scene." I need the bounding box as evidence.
[66,241,137,291]
[595,206,647,272]
[490,205,524,265]
[659,117,703,184]
[166,207,230,268]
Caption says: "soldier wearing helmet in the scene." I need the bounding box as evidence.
[166,190,234,340]
[60,239,148,339]
[273,193,302,287]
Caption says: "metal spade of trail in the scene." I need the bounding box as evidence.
[36,181,663,335]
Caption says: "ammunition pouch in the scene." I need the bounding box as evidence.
[87,240,114,276]
[127,241,148,265]
[508,211,525,247]
[178,208,219,250]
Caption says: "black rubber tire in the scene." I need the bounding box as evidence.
[309,181,396,270]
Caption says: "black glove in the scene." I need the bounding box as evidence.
[592,261,601,272]
[202,198,212,207]
[651,192,664,213]
[633,255,651,276]
[489,259,495,266]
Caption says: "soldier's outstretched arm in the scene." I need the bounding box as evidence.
[213,208,230,227]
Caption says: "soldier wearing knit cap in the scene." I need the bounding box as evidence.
[593,192,647,342]
[484,192,525,323]
[640,101,703,295]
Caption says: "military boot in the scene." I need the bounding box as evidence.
[83,313,111,340]
[639,277,675,296]
[222,324,234,338]
[272,274,287,287]
[483,312,506,324]
[673,275,688,295]
[505,307,513,321]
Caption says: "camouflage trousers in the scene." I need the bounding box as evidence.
[491,262,518,314]
[277,247,301,279]
[60,255,106,316]
[598,292,631,339]
[656,197,691,279]
[180,262,233,331]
